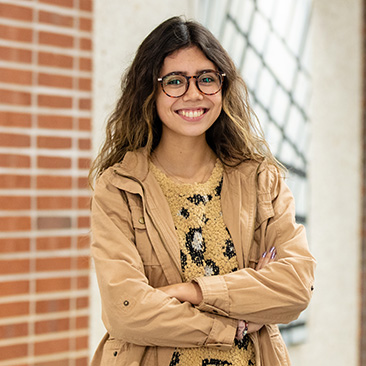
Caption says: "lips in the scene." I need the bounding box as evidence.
[176,108,207,119]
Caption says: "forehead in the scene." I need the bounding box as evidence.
[160,46,217,75]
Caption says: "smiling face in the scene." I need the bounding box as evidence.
[155,46,223,145]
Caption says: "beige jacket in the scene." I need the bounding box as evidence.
[90,149,316,366]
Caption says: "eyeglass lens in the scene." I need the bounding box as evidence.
[162,72,222,97]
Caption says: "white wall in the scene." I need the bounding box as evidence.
[289,0,362,365]
[91,0,196,356]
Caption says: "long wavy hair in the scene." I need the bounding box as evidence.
[89,16,284,184]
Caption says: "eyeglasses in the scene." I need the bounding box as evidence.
[158,70,226,98]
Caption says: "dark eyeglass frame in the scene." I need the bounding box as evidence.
[157,70,226,98]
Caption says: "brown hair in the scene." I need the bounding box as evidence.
[89,16,284,184]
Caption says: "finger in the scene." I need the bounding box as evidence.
[256,251,267,270]
[257,247,276,270]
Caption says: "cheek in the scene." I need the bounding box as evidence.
[156,93,173,120]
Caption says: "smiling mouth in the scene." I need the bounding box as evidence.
[176,108,208,118]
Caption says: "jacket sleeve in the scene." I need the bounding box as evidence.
[194,165,316,324]
[91,169,237,349]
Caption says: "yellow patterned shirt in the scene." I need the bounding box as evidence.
[150,160,256,366]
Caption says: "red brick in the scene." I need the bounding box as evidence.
[37,236,71,250]
[0,3,33,21]
[0,24,32,43]
[76,357,88,366]
[79,57,91,71]
[39,0,73,7]
[0,238,30,253]
[0,89,31,106]
[38,114,73,129]
[36,257,71,271]
[0,175,30,189]
[0,133,30,147]
[77,235,90,249]
[78,138,91,150]
[38,94,72,109]
[76,335,88,349]
[76,316,89,329]
[78,216,90,228]
[77,256,90,270]
[80,0,92,11]
[39,31,74,48]
[0,154,30,168]
[78,177,88,189]
[78,158,91,170]
[37,196,72,210]
[0,343,27,361]
[78,77,91,91]
[76,296,89,309]
[77,276,89,289]
[36,298,70,314]
[35,359,70,366]
[37,136,72,149]
[0,323,28,339]
[0,45,32,63]
[0,196,31,210]
[37,175,72,189]
[38,51,73,68]
[80,37,92,51]
[37,155,71,169]
[0,217,31,231]
[79,98,91,110]
[80,17,92,32]
[0,302,29,318]
[0,259,29,274]
[35,318,70,334]
[78,196,90,209]
[78,118,91,131]
[39,10,74,27]
[0,111,31,127]
[37,216,71,230]
[38,73,73,89]
[0,67,32,85]
[34,337,69,355]
[0,280,29,297]
[36,277,71,293]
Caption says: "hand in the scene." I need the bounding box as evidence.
[255,246,276,270]
[158,282,203,305]
[235,320,264,340]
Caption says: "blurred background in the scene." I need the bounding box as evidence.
[0,0,363,365]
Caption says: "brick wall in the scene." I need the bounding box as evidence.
[0,1,92,365]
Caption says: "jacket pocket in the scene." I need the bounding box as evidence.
[100,338,127,366]
[130,205,160,266]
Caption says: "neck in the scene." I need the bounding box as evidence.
[152,136,216,183]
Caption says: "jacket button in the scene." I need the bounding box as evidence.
[123,300,129,306]
[138,217,145,225]
[113,351,118,357]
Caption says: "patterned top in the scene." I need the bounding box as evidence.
[150,159,256,366]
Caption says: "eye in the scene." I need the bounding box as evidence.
[198,73,217,84]
[163,75,185,87]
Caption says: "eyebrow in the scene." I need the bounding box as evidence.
[163,69,218,76]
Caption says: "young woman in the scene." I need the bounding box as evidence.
[90,16,316,366]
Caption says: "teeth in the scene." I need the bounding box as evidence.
[181,109,204,118]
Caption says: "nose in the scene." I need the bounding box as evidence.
[182,77,203,101]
